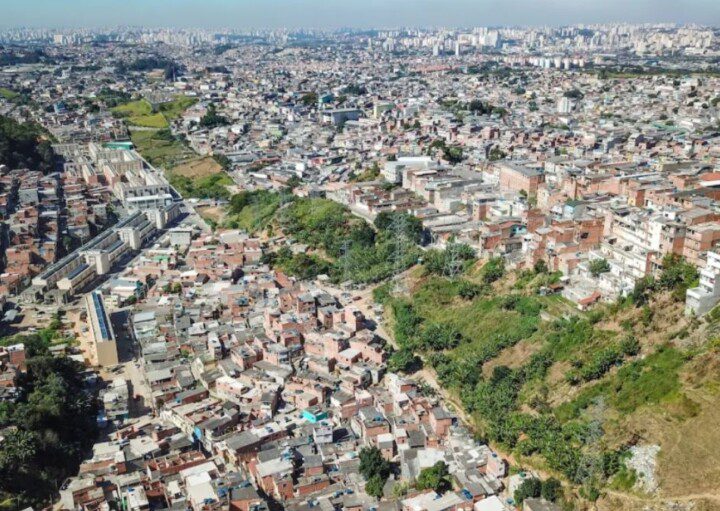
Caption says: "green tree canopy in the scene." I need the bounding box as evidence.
[416,461,452,494]
[0,116,55,172]
[514,477,542,505]
[359,446,391,481]
[589,258,610,277]
[0,354,97,507]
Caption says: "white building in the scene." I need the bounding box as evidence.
[685,250,720,316]
[383,156,435,184]
[557,96,574,114]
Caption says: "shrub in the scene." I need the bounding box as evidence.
[514,478,542,505]
[589,258,610,277]
[481,257,505,284]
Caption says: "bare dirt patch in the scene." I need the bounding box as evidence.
[654,373,720,499]
[197,205,225,224]
[172,157,223,179]
[482,339,540,378]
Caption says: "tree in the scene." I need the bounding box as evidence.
[213,154,232,170]
[1,334,50,358]
[564,88,584,99]
[387,348,423,374]
[488,146,507,161]
[359,446,391,499]
[630,275,655,306]
[342,84,367,96]
[533,259,548,274]
[359,446,391,481]
[540,478,562,502]
[481,257,505,284]
[0,354,97,507]
[365,474,385,499]
[423,244,475,276]
[0,116,56,173]
[443,145,464,163]
[392,481,409,498]
[657,254,698,300]
[416,461,452,494]
[419,323,462,351]
[589,258,610,277]
[514,477,542,505]
[301,92,318,106]
[391,301,422,346]
[200,103,229,128]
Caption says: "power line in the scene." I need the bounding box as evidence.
[391,212,410,295]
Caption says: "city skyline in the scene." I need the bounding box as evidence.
[1,0,720,29]
[2,2,720,509]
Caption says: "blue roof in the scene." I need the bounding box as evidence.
[105,239,125,254]
[67,263,90,280]
[92,292,112,341]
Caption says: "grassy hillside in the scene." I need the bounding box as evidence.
[112,95,197,128]
[380,253,720,510]
[0,87,19,100]
[130,128,194,169]
[219,192,423,283]
[113,99,168,128]
[221,189,283,233]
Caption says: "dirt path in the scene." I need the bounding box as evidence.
[336,280,548,478]
[605,490,720,503]
[603,489,720,511]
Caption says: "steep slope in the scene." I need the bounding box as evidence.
[379,255,720,510]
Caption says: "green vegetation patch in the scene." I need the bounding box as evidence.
[113,99,169,128]
[0,87,19,100]
[223,193,423,285]
[0,115,55,172]
[169,171,233,200]
[159,95,198,120]
[112,98,152,116]
[0,330,97,508]
[130,128,193,169]
[267,247,334,280]
[383,256,699,496]
[113,96,196,129]
[556,345,686,421]
[277,200,422,283]
[223,189,282,233]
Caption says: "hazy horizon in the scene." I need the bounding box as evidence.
[1,0,719,30]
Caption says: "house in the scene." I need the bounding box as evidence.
[473,496,508,511]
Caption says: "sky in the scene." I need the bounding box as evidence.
[1,0,719,29]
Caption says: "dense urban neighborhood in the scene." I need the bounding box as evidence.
[1,23,720,511]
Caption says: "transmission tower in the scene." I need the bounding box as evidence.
[340,239,353,285]
[391,213,410,295]
[575,398,607,497]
